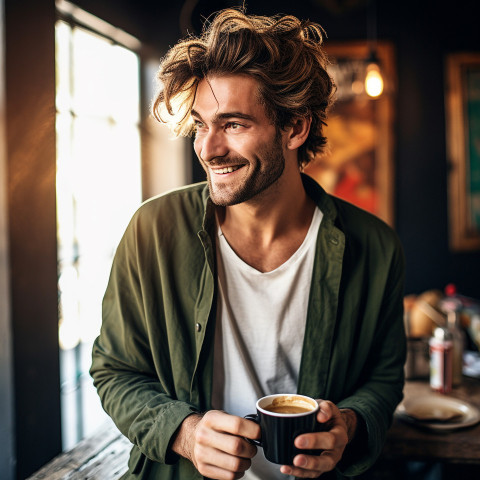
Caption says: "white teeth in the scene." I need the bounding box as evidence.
[214,165,241,174]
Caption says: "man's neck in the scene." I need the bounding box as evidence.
[216,171,316,273]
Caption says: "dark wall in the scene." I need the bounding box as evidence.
[390,1,480,298]
[5,0,60,478]
[0,2,15,478]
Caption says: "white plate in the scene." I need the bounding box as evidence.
[396,394,480,431]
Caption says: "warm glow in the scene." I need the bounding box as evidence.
[55,17,142,449]
[56,21,142,351]
[351,79,364,95]
[365,63,384,98]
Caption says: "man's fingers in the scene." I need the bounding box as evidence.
[203,410,260,440]
[316,399,336,423]
[196,461,248,480]
[175,410,259,479]
[280,451,337,478]
[195,444,252,478]
[284,400,352,477]
[196,421,257,459]
[295,426,347,451]
[294,451,337,472]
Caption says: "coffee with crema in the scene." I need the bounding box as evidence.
[245,393,321,465]
[265,404,312,414]
[263,395,315,414]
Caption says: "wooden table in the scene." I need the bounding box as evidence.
[29,377,480,479]
[27,420,130,479]
[382,376,480,464]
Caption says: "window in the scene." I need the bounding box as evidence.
[55,12,142,449]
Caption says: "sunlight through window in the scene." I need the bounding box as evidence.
[55,17,142,450]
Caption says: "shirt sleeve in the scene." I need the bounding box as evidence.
[90,213,199,465]
[336,240,406,477]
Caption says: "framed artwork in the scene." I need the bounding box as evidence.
[445,53,480,251]
[304,41,396,226]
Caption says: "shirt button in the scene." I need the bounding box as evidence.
[330,237,339,245]
[195,323,202,332]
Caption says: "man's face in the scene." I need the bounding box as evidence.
[192,75,287,206]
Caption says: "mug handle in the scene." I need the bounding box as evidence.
[244,414,262,446]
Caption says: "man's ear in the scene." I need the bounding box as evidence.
[286,116,311,151]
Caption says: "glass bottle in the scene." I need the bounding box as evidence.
[429,327,453,394]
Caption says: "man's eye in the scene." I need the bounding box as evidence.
[193,121,205,133]
[227,122,242,130]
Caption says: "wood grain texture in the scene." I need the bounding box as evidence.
[27,423,131,479]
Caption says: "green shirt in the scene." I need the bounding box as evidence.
[90,174,406,479]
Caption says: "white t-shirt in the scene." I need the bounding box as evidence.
[212,207,323,480]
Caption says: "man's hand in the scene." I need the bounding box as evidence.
[280,400,358,478]
[171,410,260,479]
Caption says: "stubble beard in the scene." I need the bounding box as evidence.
[205,134,286,207]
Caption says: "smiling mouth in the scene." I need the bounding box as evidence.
[211,165,244,174]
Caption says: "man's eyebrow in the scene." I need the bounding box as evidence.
[190,109,256,123]
[190,109,203,121]
[215,112,256,122]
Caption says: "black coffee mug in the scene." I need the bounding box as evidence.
[244,393,322,465]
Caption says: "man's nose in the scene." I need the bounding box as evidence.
[197,130,228,163]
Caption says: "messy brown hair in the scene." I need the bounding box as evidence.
[151,8,335,168]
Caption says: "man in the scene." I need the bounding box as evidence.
[90,8,406,480]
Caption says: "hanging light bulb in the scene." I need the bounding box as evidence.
[364,0,384,98]
[365,59,384,98]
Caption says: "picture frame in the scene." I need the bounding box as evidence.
[445,53,480,251]
[304,41,396,226]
